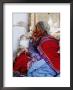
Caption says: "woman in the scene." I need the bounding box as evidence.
[28,21,60,77]
[13,34,31,76]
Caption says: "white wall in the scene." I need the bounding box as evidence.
[12,13,29,58]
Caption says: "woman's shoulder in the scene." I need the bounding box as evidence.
[40,35,59,44]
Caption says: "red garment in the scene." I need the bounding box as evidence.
[37,35,60,72]
[13,51,30,75]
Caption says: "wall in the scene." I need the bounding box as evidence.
[12,13,29,58]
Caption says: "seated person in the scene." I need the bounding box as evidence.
[13,34,31,76]
[28,21,60,77]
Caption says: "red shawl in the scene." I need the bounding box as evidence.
[13,51,30,75]
[37,35,60,72]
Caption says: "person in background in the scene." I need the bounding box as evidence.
[13,34,31,77]
[28,21,60,77]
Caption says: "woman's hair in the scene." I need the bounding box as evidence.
[36,21,50,33]
[32,21,50,43]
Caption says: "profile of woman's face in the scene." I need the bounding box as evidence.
[32,25,44,42]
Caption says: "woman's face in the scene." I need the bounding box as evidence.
[19,35,29,51]
[32,25,44,42]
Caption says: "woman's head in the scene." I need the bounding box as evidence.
[32,21,50,41]
[19,34,29,52]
